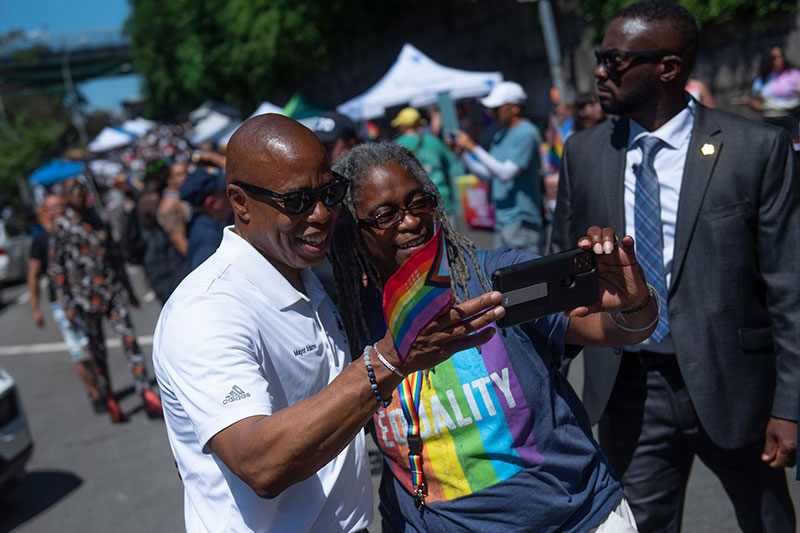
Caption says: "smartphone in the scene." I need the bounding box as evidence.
[491,248,599,328]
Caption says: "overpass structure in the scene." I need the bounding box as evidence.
[0,29,133,87]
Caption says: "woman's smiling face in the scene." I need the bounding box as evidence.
[354,161,436,281]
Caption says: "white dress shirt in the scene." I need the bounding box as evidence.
[153,227,372,533]
[624,98,696,353]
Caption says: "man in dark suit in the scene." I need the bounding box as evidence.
[551,1,799,531]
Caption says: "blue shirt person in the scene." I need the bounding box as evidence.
[179,166,232,272]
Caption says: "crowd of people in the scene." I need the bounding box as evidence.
[14,0,800,531]
[26,135,232,421]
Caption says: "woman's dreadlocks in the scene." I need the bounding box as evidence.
[329,142,491,350]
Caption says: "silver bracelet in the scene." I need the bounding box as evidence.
[374,343,405,378]
[610,288,662,332]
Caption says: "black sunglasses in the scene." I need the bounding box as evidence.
[233,171,350,214]
[358,192,438,230]
[594,49,674,72]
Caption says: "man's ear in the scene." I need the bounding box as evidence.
[227,184,250,222]
[660,55,682,83]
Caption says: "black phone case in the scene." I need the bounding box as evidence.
[491,248,599,328]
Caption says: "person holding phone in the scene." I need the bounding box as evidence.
[152,115,505,532]
[450,81,545,254]
[328,142,659,532]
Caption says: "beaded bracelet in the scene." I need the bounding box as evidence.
[610,284,661,333]
[621,283,655,314]
[362,345,393,407]
[374,343,405,378]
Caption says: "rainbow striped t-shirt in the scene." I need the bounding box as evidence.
[369,247,622,532]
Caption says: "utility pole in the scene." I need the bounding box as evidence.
[519,0,567,102]
[62,47,88,144]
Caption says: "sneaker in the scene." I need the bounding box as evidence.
[142,290,156,303]
[92,395,108,414]
[106,394,124,423]
[142,389,163,418]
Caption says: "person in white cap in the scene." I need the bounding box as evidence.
[451,81,544,254]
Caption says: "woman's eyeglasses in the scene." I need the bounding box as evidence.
[233,171,350,215]
[594,49,674,72]
[358,193,438,230]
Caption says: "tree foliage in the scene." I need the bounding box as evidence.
[579,0,796,41]
[126,0,404,118]
[0,30,87,205]
[0,89,73,203]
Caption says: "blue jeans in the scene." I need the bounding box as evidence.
[50,301,89,363]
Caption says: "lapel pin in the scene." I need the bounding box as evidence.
[701,143,715,156]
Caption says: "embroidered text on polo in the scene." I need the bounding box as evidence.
[293,344,318,357]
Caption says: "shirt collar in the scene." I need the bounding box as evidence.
[628,95,696,150]
[218,227,323,311]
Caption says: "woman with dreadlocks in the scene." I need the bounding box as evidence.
[329,142,658,532]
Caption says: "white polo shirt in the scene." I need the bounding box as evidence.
[153,227,372,533]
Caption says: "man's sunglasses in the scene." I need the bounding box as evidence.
[233,171,350,214]
[594,49,674,72]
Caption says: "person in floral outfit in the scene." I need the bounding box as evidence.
[50,180,162,422]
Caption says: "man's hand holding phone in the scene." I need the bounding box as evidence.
[566,226,650,318]
[489,225,657,339]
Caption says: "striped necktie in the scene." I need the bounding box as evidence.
[634,135,670,342]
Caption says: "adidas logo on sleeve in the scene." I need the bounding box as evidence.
[222,385,251,405]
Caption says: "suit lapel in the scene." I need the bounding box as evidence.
[604,118,628,231]
[670,106,722,294]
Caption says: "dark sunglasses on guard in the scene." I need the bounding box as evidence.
[594,49,673,71]
[233,171,350,214]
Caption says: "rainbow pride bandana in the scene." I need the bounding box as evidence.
[382,225,452,363]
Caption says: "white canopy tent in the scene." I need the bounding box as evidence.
[88,127,137,153]
[189,111,238,146]
[249,100,284,118]
[120,117,156,137]
[187,100,242,146]
[337,43,503,121]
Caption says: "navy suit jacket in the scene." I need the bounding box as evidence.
[551,104,800,449]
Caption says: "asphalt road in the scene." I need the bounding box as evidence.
[0,253,797,532]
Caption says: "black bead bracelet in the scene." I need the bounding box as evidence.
[363,345,392,407]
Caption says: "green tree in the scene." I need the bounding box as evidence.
[0,88,73,203]
[580,0,796,40]
[0,114,69,202]
[126,0,404,117]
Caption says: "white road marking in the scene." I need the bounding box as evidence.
[15,291,30,305]
[0,335,154,356]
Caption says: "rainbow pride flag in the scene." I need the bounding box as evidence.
[360,119,380,140]
[541,113,566,173]
[383,227,452,363]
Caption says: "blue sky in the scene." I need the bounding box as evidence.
[0,0,141,113]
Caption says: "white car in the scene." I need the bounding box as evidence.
[0,367,33,490]
[0,220,33,304]
[0,220,32,284]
